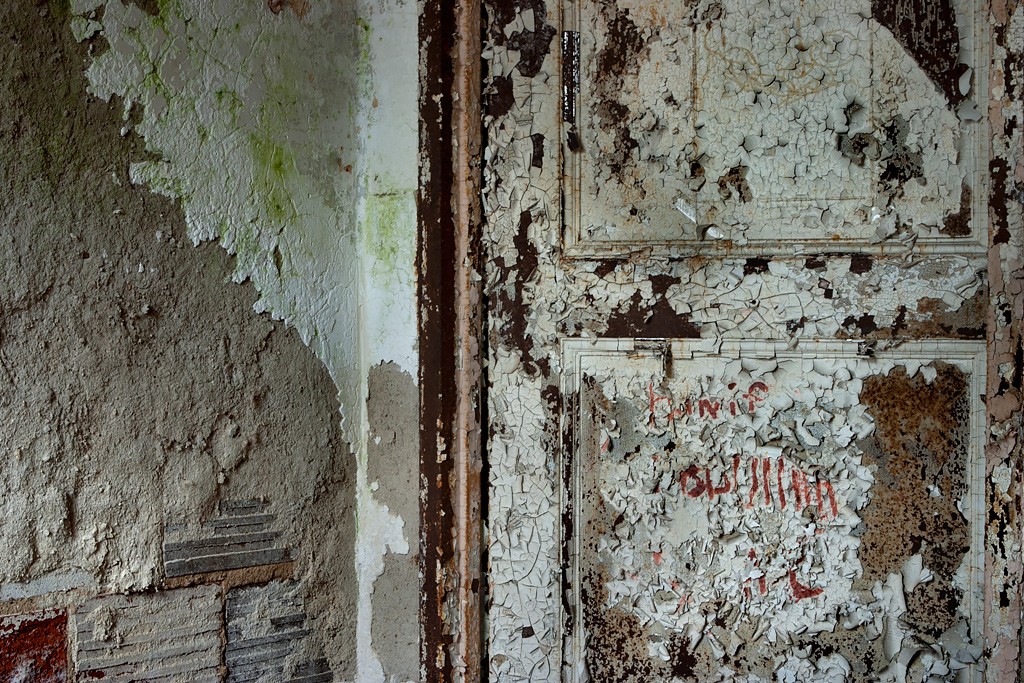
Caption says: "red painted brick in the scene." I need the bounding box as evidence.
[0,612,68,683]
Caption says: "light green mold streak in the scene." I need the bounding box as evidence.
[363,187,413,279]
[76,0,366,430]
[249,73,304,232]
[250,132,298,226]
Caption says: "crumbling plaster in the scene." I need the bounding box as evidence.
[1,0,420,681]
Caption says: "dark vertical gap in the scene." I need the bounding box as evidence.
[476,5,491,677]
[418,0,457,679]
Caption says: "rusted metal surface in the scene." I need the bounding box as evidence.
[452,0,485,679]
[419,0,459,675]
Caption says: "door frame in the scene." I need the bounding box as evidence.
[418,0,485,681]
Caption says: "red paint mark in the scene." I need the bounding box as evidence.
[811,479,827,516]
[820,480,838,519]
[698,398,720,419]
[792,469,805,508]
[0,612,68,682]
[747,458,759,508]
[669,454,840,527]
[680,465,706,498]
[744,381,769,412]
[777,459,786,510]
[647,382,770,429]
[709,466,731,497]
[648,382,670,424]
[788,570,824,600]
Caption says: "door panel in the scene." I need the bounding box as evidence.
[566,340,985,681]
[481,0,998,680]
[563,0,989,256]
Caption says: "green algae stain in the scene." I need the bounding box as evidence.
[250,132,298,226]
[363,188,413,277]
[215,87,244,124]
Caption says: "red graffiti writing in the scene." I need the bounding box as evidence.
[739,550,825,602]
[678,455,839,522]
[647,381,769,429]
[788,569,825,600]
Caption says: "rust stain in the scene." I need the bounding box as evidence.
[940,183,973,237]
[603,293,700,338]
[487,0,556,78]
[593,2,651,188]
[717,165,752,203]
[162,560,295,591]
[871,0,968,106]
[266,0,310,18]
[858,364,970,637]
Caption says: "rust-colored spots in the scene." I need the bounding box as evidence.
[488,0,556,78]
[837,130,880,167]
[856,289,988,341]
[593,3,650,186]
[717,165,752,202]
[0,612,68,683]
[858,364,970,635]
[743,257,770,275]
[604,291,700,338]
[849,254,873,274]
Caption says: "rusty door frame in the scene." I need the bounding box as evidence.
[418,0,484,681]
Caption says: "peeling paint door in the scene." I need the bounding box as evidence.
[482,0,998,681]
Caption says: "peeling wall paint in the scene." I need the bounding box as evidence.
[481,0,1020,680]
[70,0,420,679]
[569,341,985,681]
[983,1,1024,680]
[1,0,419,680]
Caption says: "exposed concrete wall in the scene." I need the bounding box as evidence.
[0,0,419,681]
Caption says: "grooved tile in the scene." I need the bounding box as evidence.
[226,581,333,683]
[72,585,221,682]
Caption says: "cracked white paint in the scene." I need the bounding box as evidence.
[482,0,998,680]
[570,343,985,681]
[563,0,988,255]
[69,1,418,680]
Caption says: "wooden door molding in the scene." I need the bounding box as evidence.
[418,0,484,680]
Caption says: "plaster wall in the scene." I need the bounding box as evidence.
[0,1,420,681]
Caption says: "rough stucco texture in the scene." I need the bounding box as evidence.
[0,3,355,677]
[366,362,420,683]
